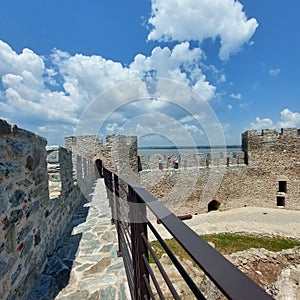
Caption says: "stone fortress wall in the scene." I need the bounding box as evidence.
[140,149,245,170]
[1,116,299,298]
[139,128,300,215]
[64,134,138,185]
[0,118,138,299]
[0,120,48,299]
[0,120,86,300]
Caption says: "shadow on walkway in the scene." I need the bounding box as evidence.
[28,179,130,300]
[28,198,90,300]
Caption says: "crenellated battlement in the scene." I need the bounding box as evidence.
[140,150,245,170]
[242,128,300,156]
[65,134,138,180]
[242,128,300,138]
[65,135,104,159]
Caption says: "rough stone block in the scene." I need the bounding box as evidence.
[20,235,33,258]
[44,209,50,218]
[0,161,25,177]
[11,264,22,285]
[34,230,41,246]
[8,140,30,156]
[16,179,32,188]
[28,274,53,299]
[0,256,17,281]
[99,286,116,299]
[9,209,24,224]
[47,164,60,172]
[30,147,43,170]
[5,224,16,253]
[9,190,26,207]
[25,201,40,218]
[34,171,46,186]
[17,221,34,244]
[25,155,34,171]
[49,173,61,182]
[38,192,50,206]
[0,187,8,214]
[46,146,60,151]
[0,119,11,134]
[47,150,60,163]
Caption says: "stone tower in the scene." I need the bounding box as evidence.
[242,128,300,207]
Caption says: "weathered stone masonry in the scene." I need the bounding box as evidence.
[1,117,299,298]
[0,120,49,300]
[241,128,300,210]
[0,120,83,300]
[140,128,300,214]
[63,129,300,215]
[65,134,138,182]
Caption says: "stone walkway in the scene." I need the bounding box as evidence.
[150,206,300,241]
[28,178,130,300]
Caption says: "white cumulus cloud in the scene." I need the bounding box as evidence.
[269,68,280,77]
[250,117,275,130]
[0,39,218,145]
[148,0,258,60]
[278,109,300,128]
[230,93,242,100]
[250,109,300,130]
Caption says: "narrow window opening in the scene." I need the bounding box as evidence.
[138,156,142,172]
[278,181,287,193]
[95,159,103,178]
[277,196,285,207]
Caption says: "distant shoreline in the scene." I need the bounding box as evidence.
[138,145,241,150]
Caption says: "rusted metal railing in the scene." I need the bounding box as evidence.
[103,166,273,300]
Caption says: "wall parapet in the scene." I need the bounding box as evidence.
[242,128,300,138]
[242,127,300,168]
[140,151,245,170]
[65,134,139,182]
[0,120,50,299]
[0,120,83,300]
[242,128,300,151]
[47,146,77,200]
[0,119,48,146]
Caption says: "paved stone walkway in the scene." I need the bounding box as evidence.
[29,178,130,300]
[150,206,300,241]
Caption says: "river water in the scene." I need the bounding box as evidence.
[138,146,241,161]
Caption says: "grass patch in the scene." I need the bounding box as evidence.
[149,234,300,263]
[202,233,300,254]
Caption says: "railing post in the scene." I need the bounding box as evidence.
[113,174,122,257]
[128,186,149,300]
[103,168,115,225]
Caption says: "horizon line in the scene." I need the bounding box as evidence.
[138,145,241,149]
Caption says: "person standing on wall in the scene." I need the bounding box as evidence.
[173,157,179,169]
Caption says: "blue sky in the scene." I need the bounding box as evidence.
[0,0,299,147]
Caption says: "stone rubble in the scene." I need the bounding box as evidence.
[148,245,300,300]
[227,247,300,300]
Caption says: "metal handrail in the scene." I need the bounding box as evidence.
[103,166,273,300]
